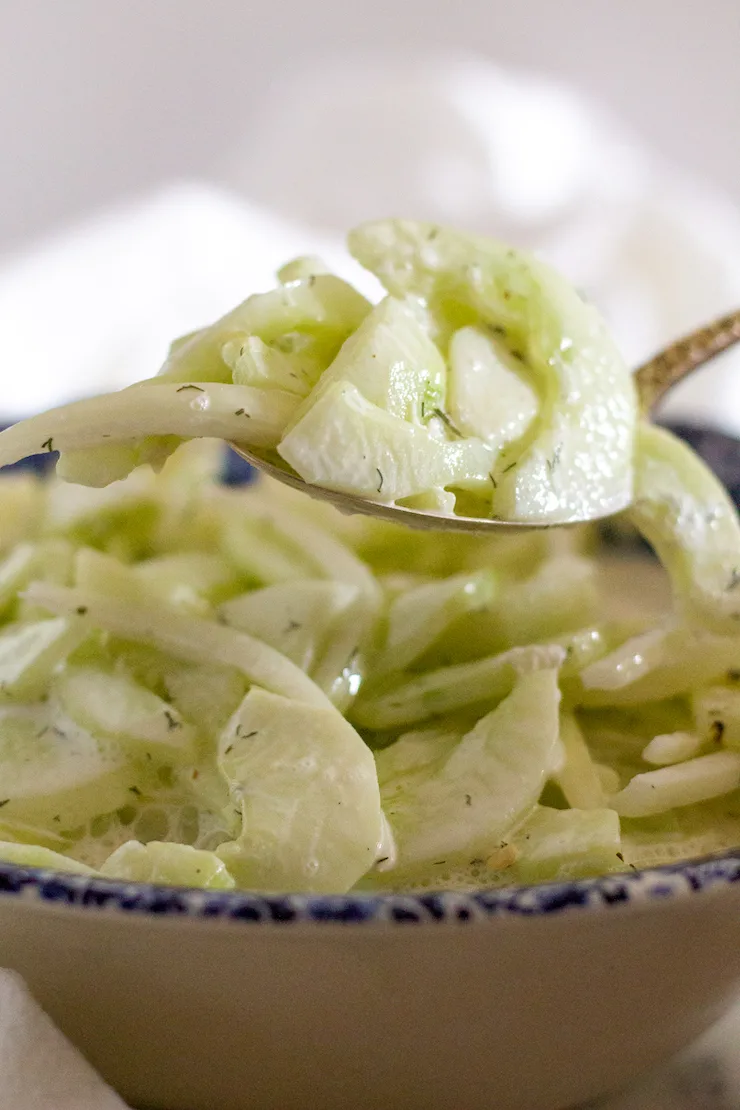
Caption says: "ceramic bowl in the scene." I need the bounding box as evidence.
[0,423,739,1110]
[0,855,740,1110]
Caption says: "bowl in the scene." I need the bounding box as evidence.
[0,422,739,1110]
[0,856,740,1110]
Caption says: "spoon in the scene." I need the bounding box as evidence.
[231,308,740,533]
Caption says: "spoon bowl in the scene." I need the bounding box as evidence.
[233,307,740,533]
[229,444,548,533]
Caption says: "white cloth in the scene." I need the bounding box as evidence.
[0,970,125,1109]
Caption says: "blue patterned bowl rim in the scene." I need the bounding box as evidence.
[0,848,739,925]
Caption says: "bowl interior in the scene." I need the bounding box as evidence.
[0,419,739,917]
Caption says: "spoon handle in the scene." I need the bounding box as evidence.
[635,308,740,411]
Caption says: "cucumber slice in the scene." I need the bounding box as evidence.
[0,383,300,482]
[100,840,235,890]
[0,703,131,825]
[219,581,360,673]
[0,474,43,554]
[26,582,333,710]
[0,618,88,701]
[374,726,462,787]
[223,335,317,397]
[558,624,617,678]
[278,381,493,503]
[77,548,242,618]
[221,513,317,587]
[398,488,457,514]
[448,325,539,448]
[57,444,143,487]
[231,492,381,603]
[512,806,622,882]
[0,841,95,875]
[578,624,740,707]
[290,296,446,426]
[17,540,77,621]
[75,547,146,599]
[135,553,242,610]
[348,219,636,523]
[0,545,37,616]
[56,438,182,488]
[435,553,599,663]
[157,275,371,384]
[375,569,498,675]
[43,469,159,559]
[164,664,247,739]
[277,256,331,283]
[352,643,565,729]
[31,539,76,588]
[98,641,171,698]
[308,590,376,711]
[692,685,740,751]
[612,751,740,817]
[628,423,740,635]
[555,713,606,809]
[216,688,382,892]
[167,329,202,356]
[641,732,703,766]
[375,669,560,880]
[0,816,70,851]
[495,554,600,646]
[379,573,436,601]
[218,498,383,703]
[56,666,196,760]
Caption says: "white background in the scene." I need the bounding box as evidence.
[0,0,739,252]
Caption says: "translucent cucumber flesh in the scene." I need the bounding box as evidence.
[100,840,235,890]
[0,455,735,888]
[629,423,740,635]
[448,325,538,448]
[0,222,735,890]
[216,688,382,893]
[278,381,492,503]
[289,296,447,425]
[348,219,637,523]
[375,669,560,880]
[0,219,633,527]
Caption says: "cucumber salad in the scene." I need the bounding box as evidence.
[0,220,739,892]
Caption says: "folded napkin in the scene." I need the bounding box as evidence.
[0,970,125,1110]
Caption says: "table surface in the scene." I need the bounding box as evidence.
[598,1000,740,1109]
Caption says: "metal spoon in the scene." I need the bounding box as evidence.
[231,308,740,533]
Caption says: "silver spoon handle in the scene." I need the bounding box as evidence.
[636,308,740,412]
